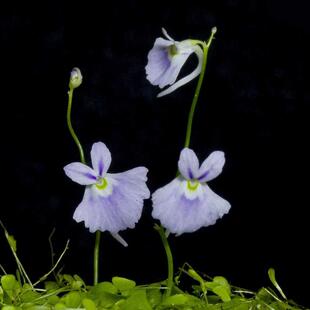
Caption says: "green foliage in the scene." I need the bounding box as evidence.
[0,271,307,309]
[0,226,307,309]
[112,277,136,294]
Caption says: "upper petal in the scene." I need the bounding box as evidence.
[145,37,173,85]
[90,142,112,177]
[198,151,225,182]
[64,162,97,185]
[178,148,200,180]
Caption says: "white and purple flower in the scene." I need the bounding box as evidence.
[64,142,150,246]
[145,28,203,97]
[152,148,231,235]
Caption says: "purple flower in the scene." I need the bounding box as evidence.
[152,148,231,235]
[64,142,150,246]
[145,28,203,97]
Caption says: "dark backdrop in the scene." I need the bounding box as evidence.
[1,1,309,306]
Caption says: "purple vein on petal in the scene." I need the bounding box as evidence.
[198,171,209,181]
[84,173,97,180]
[188,169,194,179]
[98,160,104,176]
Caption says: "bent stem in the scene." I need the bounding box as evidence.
[155,224,174,298]
[184,27,216,148]
[67,83,101,286]
[67,87,85,164]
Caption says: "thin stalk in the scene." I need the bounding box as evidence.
[93,231,101,285]
[184,28,216,148]
[66,82,101,286]
[155,225,174,298]
[67,87,85,164]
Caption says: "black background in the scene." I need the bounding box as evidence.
[1,1,309,306]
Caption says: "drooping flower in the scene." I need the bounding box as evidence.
[145,28,203,97]
[152,148,230,235]
[64,142,150,246]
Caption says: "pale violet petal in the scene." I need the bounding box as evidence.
[152,178,183,229]
[178,148,200,180]
[156,51,192,88]
[90,142,111,177]
[146,38,173,85]
[198,151,225,182]
[157,45,203,97]
[200,184,231,224]
[73,186,135,233]
[146,37,196,89]
[152,178,230,236]
[109,167,150,201]
[64,162,97,185]
[110,233,128,247]
[73,167,149,234]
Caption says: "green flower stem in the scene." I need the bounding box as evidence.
[155,225,174,298]
[157,28,217,300]
[67,87,85,164]
[184,28,217,148]
[66,84,101,286]
[93,231,101,285]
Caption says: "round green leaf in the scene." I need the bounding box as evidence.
[92,281,118,294]
[63,291,81,308]
[161,294,189,306]
[112,277,136,292]
[82,298,97,310]
[54,303,66,310]
[1,275,18,291]
[2,306,16,310]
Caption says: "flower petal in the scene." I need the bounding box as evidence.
[156,47,194,88]
[90,142,111,177]
[64,162,97,185]
[157,45,203,97]
[152,178,230,235]
[198,151,225,182]
[146,37,197,91]
[145,37,173,85]
[178,148,200,180]
[73,167,150,234]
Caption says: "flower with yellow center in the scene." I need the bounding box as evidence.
[152,148,231,235]
[64,142,150,246]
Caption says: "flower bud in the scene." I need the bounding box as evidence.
[69,67,82,89]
